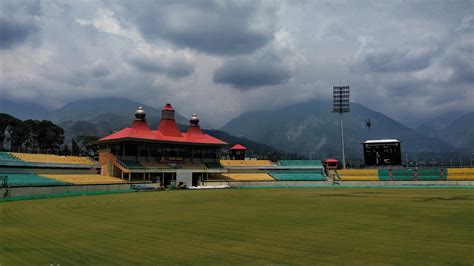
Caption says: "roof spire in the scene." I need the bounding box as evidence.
[189,113,199,126]
[134,106,146,121]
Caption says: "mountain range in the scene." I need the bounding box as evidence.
[1,97,472,159]
[222,99,466,159]
[416,112,474,150]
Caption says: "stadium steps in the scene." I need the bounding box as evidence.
[337,169,379,181]
[278,160,323,168]
[269,172,327,181]
[220,160,274,167]
[0,152,20,161]
[11,152,96,165]
[447,168,474,180]
[205,162,222,169]
[0,173,69,187]
[222,173,275,181]
[118,160,145,169]
[138,161,170,169]
[41,174,127,185]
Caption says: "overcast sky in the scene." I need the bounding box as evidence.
[1,0,473,127]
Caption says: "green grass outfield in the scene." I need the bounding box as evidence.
[1,188,473,265]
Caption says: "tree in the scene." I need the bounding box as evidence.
[76,135,100,156]
[72,138,80,156]
[22,120,39,151]
[10,121,30,152]
[0,113,16,150]
[36,120,64,152]
[62,144,71,156]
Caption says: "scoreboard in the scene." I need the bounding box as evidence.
[363,139,401,166]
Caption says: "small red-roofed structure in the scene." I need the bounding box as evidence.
[230,144,247,150]
[229,144,247,160]
[324,159,339,170]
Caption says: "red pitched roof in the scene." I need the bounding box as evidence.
[230,144,247,150]
[98,115,227,145]
[162,103,174,111]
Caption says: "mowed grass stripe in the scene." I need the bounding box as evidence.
[1,188,473,265]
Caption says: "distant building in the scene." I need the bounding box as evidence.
[363,139,401,166]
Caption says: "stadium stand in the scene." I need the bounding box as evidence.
[205,162,222,169]
[269,172,326,181]
[1,173,69,187]
[278,160,323,167]
[41,174,127,185]
[222,173,275,181]
[220,160,273,167]
[379,169,414,181]
[336,169,379,181]
[11,152,96,165]
[118,160,144,169]
[179,163,207,169]
[447,168,474,180]
[138,161,170,169]
[417,169,445,181]
[0,152,20,161]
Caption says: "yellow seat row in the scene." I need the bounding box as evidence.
[338,169,378,175]
[222,173,275,181]
[220,160,273,167]
[447,168,474,180]
[336,169,379,181]
[41,174,127,185]
[12,153,95,165]
[338,175,379,181]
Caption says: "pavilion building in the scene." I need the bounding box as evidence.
[96,103,227,187]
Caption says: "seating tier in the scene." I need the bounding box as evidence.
[42,174,127,185]
[138,161,170,169]
[11,153,95,165]
[206,162,222,169]
[278,160,323,167]
[447,168,474,180]
[0,152,20,161]
[0,173,68,187]
[220,160,273,167]
[222,173,275,181]
[119,160,144,169]
[336,169,379,181]
[269,172,326,181]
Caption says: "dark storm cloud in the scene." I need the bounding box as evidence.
[0,18,37,49]
[0,1,40,49]
[1,0,473,127]
[357,47,441,73]
[117,1,275,55]
[213,56,291,89]
[128,54,194,79]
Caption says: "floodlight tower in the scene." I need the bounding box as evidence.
[333,86,350,169]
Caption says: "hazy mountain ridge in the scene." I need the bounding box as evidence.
[0,99,50,120]
[222,100,455,159]
[415,111,474,150]
[45,97,188,124]
[438,112,474,150]
[2,97,472,158]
